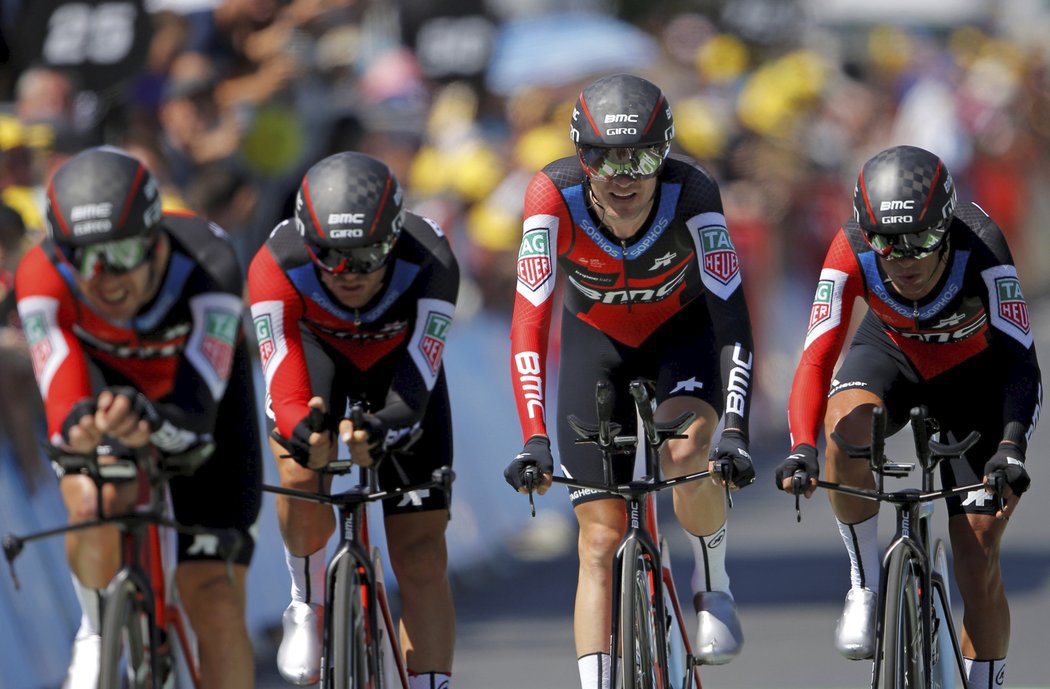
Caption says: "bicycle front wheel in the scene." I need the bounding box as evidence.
[329,554,374,689]
[98,571,167,689]
[620,540,661,689]
[882,549,927,689]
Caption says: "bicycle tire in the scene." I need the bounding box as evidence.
[329,552,373,689]
[98,570,168,689]
[930,539,956,689]
[620,540,660,689]
[882,548,927,689]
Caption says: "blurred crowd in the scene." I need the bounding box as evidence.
[2,0,1050,464]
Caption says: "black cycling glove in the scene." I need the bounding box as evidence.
[983,443,1030,496]
[775,443,819,492]
[102,386,162,431]
[61,398,98,445]
[711,430,755,487]
[504,435,554,491]
[284,407,332,469]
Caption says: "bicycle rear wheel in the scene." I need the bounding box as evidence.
[620,540,661,689]
[98,571,168,689]
[329,552,374,689]
[882,549,927,689]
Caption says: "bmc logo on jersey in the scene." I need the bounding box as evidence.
[996,277,1029,333]
[517,227,551,290]
[202,311,238,379]
[254,314,276,371]
[699,228,739,284]
[808,279,835,331]
[419,312,451,375]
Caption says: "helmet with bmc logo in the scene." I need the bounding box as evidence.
[570,74,674,180]
[296,151,404,274]
[853,145,957,259]
[46,145,164,278]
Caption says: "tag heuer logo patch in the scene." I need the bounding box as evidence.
[808,279,835,331]
[700,228,739,284]
[22,312,53,376]
[996,277,1029,333]
[254,314,276,370]
[419,312,451,375]
[517,228,552,290]
[201,311,238,379]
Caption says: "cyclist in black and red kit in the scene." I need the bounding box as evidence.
[774,145,1041,688]
[15,146,262,689]
[248,151,457,688]
[503,73,756,688]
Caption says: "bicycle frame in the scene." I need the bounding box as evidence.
[263,458,453,689]
[530,379,709,689]
[793,406,997,689]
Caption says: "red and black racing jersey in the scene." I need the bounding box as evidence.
[789,203,1042,451]
[15,212,246,451]
[510,155,755,441]
[247,213,459,441]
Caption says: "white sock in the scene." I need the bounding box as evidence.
[408,671,451,689]
[284,546,327,605]
[70,572,102,638]
[688,521,732,595]
[964,657,1005,689]
[577,652,611,689]
[837,515,880,594]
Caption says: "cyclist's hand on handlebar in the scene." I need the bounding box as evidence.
[775,444,819,497]
[504,435,553,495]
[983,443,1029,519]
[61,398,102,454]
[287,397,336,470]
[96,387,159,448]
[338,414,379,467]
[710,430,755,489]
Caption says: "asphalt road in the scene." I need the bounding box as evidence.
[255,300,1050,689]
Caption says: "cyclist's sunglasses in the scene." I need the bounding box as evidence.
[864,219,949,260]
[305,235,398,275]
[61,231,159,279]
[577,143,669,181]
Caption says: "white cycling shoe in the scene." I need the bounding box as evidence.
[835,588,877,660]
[277,602,323,685]
[693,591,744,665]
[62,631,101,689]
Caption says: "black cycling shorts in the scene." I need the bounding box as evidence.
[832,314,1015,517]
[80,340,262,565]
[556,298,722,507]
[266,323,452,516]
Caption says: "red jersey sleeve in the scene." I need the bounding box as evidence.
[509,172,567,442]
[247,244,311,439]
[14,245,94,443]
[787,230,865,448]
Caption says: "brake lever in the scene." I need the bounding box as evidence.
[3,535,22,590]
[791,471,807,523]
[522,466,538,518]
[989,472,1006,516]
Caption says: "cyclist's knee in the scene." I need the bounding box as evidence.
[577,520,622,566]
[178,562,248,622]
[389,534,448,585]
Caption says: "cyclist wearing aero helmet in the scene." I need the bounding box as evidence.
[15,145,262,689]
[248,151,459,688]
[505,73,756,687]
[775,145,1040,686]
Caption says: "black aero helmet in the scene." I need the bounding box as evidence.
[296,151,404,274]
[854,145,957,259]
[46,145,164,278]
[570,74,674,180]
[46,145,162,248]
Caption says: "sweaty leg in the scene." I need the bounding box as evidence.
[177,561,253,689]
[385,510,455,676]
[271,436,335,557]
[655,396,723,537]
[950,511,1011,660]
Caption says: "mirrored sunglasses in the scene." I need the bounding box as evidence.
[865,219,949,260]
[577,143,669,181]
[305,236,397,275]
[64,234,157,279]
